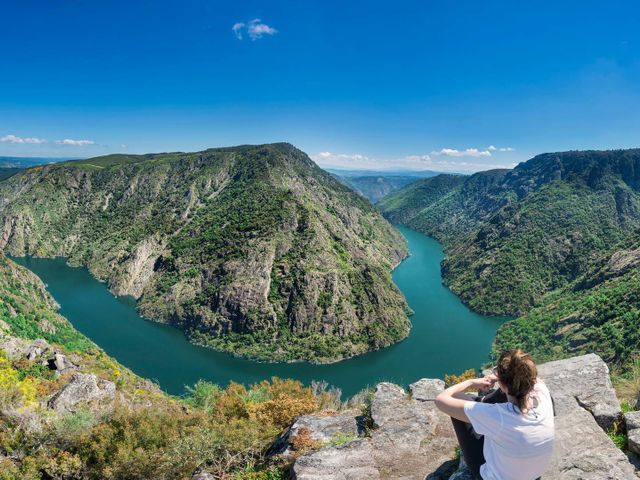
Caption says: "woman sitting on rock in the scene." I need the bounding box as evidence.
[435,349,555,480]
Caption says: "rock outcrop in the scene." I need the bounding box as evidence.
[290,354,638,480]
[537,353,621,430]
[0,335,78,375]
[626,411,640,456]
[292,378,458,479]
[48,373,116,413]
[273,410,362,456]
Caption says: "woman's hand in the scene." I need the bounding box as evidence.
[468,374,498,391]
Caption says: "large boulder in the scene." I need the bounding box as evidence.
[538,353,621,430]
[272,411,361,456]
[626,410,640,455]
[292,378,457,479]
[0,336,50,360]
[292,354,638,480]
[48,373,116,413]
[49,352,77,374]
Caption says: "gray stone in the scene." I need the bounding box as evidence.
[0,336,28,359]
[546,398,636,479]
[273,411,360,455]
[292,439,379,480]
[625,411,640,455]
[48,373,116,413]
[537,353,621,430]
[26,339,50,360]
[293,378,457,479]
[191,472,215,480]
[409,378,445,401]
[52,352,76,373]
[292,354,639,480]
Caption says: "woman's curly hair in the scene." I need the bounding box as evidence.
[496,349,538,413]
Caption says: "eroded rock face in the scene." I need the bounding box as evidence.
[537,353,620,430]
[292,354,638,480]
[626,411,640,455]
[48,373,116,413]
[272,411,361,456]
[0,336,50,361]
[292,378,457,480]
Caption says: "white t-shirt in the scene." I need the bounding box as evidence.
[463,382,555,480]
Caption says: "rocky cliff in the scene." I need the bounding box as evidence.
[0,143,410,363]
[379,149,640,316]
[280,354,639,479]
[494,231,640,370]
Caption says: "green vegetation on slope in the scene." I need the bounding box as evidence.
[493,231,640,374]
[0,255,329,480]
[0,143,409,363]
[0,255,92,353]
[379,150,640,316]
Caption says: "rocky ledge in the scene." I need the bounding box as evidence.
[281,354,639,480]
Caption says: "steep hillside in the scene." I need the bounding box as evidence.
[0,255,93,353]
[0,143,410,363]
[494,230,640,371]
[380,149,640,315]
[0,255,321,479]
[0,167,22,182]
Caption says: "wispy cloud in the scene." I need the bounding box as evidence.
[488,145,515,152]
[431,147,492,158]
[312,151,516,173]
[55,139,95,146]
[233,18,277,40]
[232,22,245,39]
[1,134,47,144]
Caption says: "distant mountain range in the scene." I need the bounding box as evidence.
[326,168,445,203]
[0,156,79,168]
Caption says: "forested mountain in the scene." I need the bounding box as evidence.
[494,230,640,370]
[379,149,640,316]
[0,143,410,363]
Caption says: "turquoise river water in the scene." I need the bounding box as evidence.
[12,226,508,398]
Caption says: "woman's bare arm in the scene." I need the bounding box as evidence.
[435,376,497,422]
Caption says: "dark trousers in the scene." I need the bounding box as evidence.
[451,388,507,479]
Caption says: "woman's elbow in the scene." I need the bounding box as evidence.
[434,393,446,412]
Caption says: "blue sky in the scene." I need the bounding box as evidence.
[2,0,640,172]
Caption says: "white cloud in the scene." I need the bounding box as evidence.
[311,151,514,173]
[233,18,277,40]
[232,22,245,39]
[487,145,497,151]
[431,147,492,158]
[55,139,95,146]
[1,134,47,144]
[499,147,515,152]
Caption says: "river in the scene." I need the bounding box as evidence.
[12,226,508,398]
